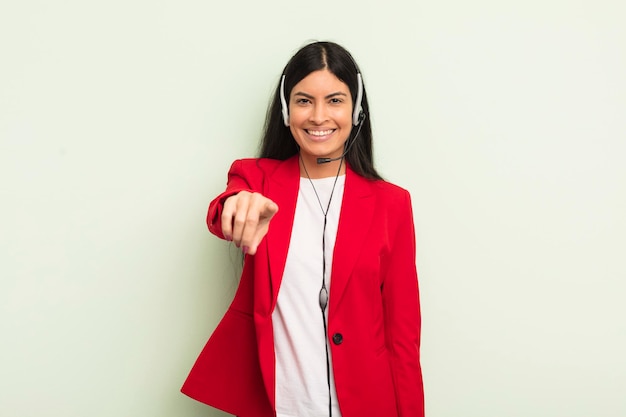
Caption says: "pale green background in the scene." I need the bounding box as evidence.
[1,1,624,416]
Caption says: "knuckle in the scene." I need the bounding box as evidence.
[245,217,258,227]
[225,194,238,206]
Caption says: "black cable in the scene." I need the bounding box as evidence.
[301,155,344,417]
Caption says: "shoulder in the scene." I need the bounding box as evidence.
[228,157,278,172]
[346,165,414,210]
[369,179,416,234]
[345,173,415,222]
[370,178,413,207]
[371,179,410,197]
[228,157,296,176]
[346,164,410,200]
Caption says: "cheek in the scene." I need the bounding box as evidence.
[289,126,301,143]
[334,109,354,129]
[287,107,308,126]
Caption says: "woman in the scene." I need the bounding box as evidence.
[182,41,424,417]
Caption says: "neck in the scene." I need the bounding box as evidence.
[299,154,346,178]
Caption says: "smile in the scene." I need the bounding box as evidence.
[306,129,335,137]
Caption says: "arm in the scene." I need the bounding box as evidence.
[382,190,424,417]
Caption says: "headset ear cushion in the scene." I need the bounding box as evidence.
[280,75,289,126]
[352,73,364,125]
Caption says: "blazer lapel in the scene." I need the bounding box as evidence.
[262,156,300,315]
[330,165,376,311]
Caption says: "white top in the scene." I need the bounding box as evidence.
[273,175,345,417]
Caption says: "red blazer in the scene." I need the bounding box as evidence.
[182,156,424,417]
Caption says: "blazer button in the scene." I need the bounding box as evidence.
[332,333,343,345]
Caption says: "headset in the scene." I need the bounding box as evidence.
[280,73,364,127]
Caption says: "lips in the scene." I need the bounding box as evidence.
[306,129,335,136]
[305,129,336,142]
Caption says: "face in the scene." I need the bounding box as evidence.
[288,69,354,167]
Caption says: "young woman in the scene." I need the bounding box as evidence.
[182,41,424,417]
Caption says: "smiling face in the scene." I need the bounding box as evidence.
[288,69,354,176]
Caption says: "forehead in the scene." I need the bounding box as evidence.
[292,69,350,94]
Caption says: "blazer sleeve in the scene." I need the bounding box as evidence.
[382,190,425,417]
[206,159,262,239]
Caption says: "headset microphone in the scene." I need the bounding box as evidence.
[316,112,366,164]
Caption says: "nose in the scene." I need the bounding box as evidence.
[309,103,329,124]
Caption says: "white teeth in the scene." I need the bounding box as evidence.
[307,129,334,136]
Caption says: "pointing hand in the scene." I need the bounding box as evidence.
[221,191,279,255]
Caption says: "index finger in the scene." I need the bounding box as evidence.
[261,200,279,219]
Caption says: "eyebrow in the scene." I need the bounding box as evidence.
[293,91,349,99]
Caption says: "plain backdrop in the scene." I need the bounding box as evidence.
[1,1,624,416]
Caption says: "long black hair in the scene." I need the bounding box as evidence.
[258,41,382,180]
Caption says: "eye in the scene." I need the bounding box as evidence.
[329,98,344,104]
[295,98,311,105]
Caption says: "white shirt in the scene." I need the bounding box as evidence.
[273,175,345,417]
